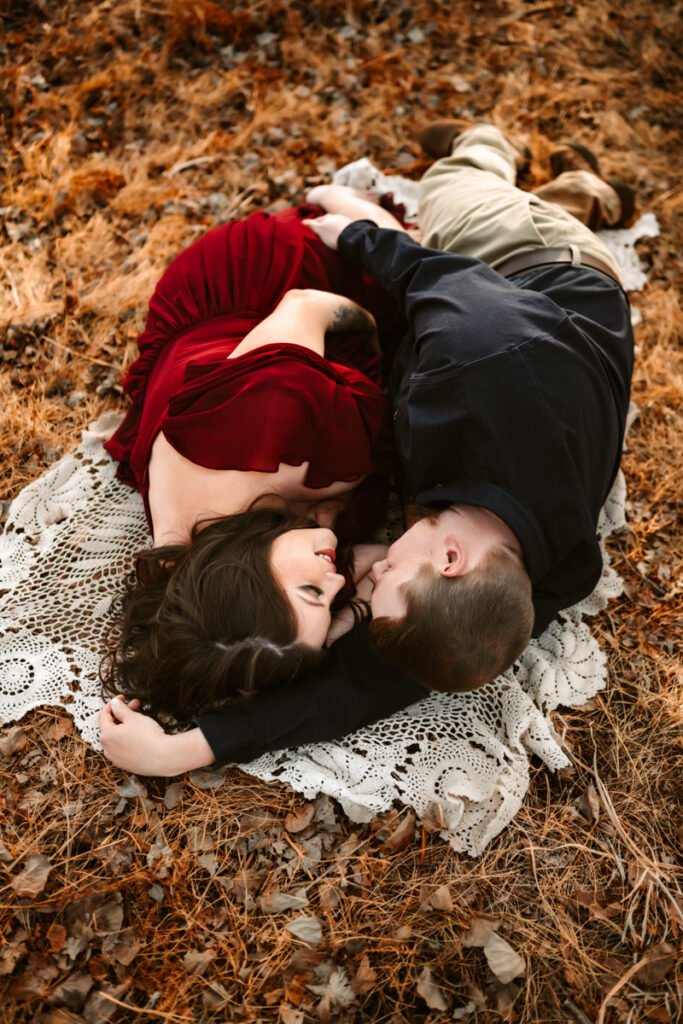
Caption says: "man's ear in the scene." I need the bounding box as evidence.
[439,537,467,578]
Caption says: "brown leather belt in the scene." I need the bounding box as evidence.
[496,246,621,286]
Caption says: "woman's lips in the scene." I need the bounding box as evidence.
[316,549,336,566]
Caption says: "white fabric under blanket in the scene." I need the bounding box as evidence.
[0,207,656,856]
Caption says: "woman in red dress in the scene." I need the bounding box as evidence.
[100,202,403,724]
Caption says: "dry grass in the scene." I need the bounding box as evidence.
[1,0,681,1021]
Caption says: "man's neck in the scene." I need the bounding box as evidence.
[450,503,523,558]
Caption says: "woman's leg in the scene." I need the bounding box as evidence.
[418,124,623,280]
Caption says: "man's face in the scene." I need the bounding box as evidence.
[369,504,523,621]
[369,514,452,619]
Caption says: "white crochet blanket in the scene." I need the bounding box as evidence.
[0,211,657,856]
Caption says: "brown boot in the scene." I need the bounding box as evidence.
[549,142,635,226]
[418,119,531,174]
[418,118,477,158]
[550,141,602,177]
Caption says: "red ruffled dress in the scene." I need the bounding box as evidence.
[104,205,400,540]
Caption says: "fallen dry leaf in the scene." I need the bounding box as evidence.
[183,948,216,976]
[453,1000,477,1020]
[47,716,73,741]
[0,725,28,756]
[163,781,183,809]
[0,939,28,977]
[9,952,59,1000]
[117,776,147,799]
[83,982,128,1023]
[416,966,450,1011]
[429,883,454,912]
[188,767,226,790]
[285,803,315,833]
[575,783,600,822]
[462,913,502,948]
[37,1008,85,1024]
[636,942,676,986]
[571,888,622,921]
[48,970,94,1012]
[93,900,124,934]
[383,811,416,851]
[46,924,68,953]
[319,883,342,910]
[279,1005,304,1024]
[11,853,52,897]
[484,933,526,985]
[231,868,265,903]
[351,955,377,995]
[308,966,356,1010]
[260,889,309,914]
[102,926,140,966]
[492,979,521,1023]
[643,1006,672,1021]
[285,916,323,947]
[420,802,446,833]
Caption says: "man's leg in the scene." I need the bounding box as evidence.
[532,171,623,230]
[418,124,623,281]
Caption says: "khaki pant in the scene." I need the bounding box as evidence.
[418,125,622,283]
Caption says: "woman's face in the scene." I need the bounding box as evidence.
[269,527,346,647]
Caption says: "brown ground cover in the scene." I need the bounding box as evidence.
[0,0,681,1021]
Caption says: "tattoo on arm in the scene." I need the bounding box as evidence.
[332,304,375,332]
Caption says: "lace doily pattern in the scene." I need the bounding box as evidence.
[0,414,150,749]
[0,414,626,854]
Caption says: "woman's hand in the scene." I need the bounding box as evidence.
[99,696,215,776]
[303,214,353,251]
[305,184,408,233]
[326,605,359,646]
[351,543,389,583]
[326,543,388,646]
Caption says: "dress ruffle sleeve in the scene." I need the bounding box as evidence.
[162,344,391,488]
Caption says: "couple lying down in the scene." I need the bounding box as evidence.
[99,123,634,777]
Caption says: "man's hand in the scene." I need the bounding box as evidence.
[303,214,353,251]
[99,696,215,776]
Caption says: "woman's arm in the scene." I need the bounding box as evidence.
[100,618,429,776]
[228,288,377,360]
[306,184,409,233]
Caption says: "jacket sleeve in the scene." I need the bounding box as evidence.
[195,620,428,764]
[337,221,537,372]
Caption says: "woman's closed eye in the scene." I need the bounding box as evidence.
[301,584,323,597]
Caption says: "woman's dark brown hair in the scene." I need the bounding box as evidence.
[100,504,335,726]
